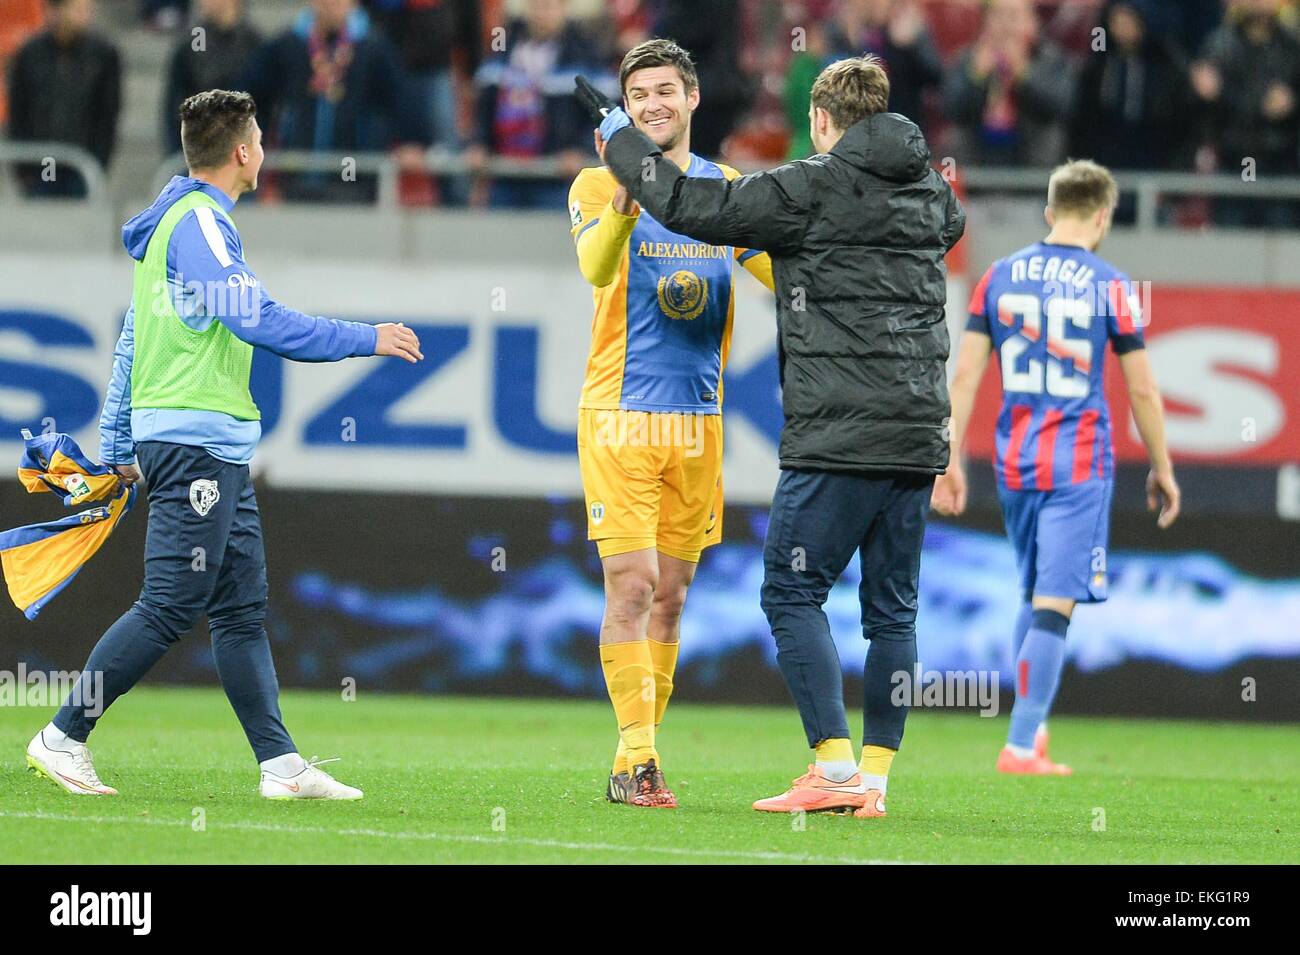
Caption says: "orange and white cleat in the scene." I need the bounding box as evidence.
[1034,725,1050,760]
[630,759,677,808]
[852,790,887,818]
[752,764,869,813]
[997,745,1072,776]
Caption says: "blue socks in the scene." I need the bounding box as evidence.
[1006,608,1070,750]
[1011,600,1034,662]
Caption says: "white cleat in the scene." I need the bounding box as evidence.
[259,756,363,801]
[26,729,118,796]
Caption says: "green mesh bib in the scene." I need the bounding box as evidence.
[129,190,259,421]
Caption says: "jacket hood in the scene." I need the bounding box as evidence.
[121,176,210,261]
[831,112,931,183]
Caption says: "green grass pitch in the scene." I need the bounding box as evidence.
[1,687,1294,864]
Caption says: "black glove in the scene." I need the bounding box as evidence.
[575,75,616,121]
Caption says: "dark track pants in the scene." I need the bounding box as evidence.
[54,441,295,762]
[760,468,933,751]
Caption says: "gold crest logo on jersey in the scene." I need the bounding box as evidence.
[656,269,708,321]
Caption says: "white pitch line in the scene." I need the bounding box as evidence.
[0,809,918,865]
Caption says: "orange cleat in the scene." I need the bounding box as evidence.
[752,764,869,813]
[997,746,1072,776]
[1034,725,1050,760]
[852,790,887,818]
[630,759,677,808]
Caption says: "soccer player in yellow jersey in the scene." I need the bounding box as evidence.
[568,39,774,808]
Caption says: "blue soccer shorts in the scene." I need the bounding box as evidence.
[997,479,1114,604]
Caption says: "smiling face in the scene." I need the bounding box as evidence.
[623,65,699,153]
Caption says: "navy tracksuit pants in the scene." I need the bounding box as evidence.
[54,441,295,762]
[760,468,933,751]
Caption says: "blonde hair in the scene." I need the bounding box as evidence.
[1047,159,1119,217]
[810,56,890,130]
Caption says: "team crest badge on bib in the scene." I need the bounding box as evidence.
[189,479,220,517]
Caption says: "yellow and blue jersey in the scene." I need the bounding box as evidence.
[0,430,135,620]
[569,156,774,414]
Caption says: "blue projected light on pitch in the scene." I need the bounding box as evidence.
[289,523,1300,692]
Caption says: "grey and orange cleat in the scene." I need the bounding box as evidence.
[606,770,634,804]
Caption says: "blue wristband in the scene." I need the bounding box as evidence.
[599,106,631,141]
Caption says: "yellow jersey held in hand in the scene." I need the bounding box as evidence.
[0,430,135,620]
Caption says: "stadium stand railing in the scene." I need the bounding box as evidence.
[142,150,1300,232]
[149,150,571,208]
[960,168,1300,230]
[0,141,111,205]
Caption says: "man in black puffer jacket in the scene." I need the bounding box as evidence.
[592,55,964,816]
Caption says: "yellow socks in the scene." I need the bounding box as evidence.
[814,737,857,782]
[613,639,679,775]
[860,744,896,792]
[613,740,630,776]
[601,640,657,770]
[815,738,855,763]
[648,638,679,726]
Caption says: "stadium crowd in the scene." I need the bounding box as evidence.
[0,0,1297,220]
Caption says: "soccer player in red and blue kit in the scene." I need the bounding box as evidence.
[934,160,1181,775]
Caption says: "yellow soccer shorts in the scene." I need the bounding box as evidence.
[577,408,724,563]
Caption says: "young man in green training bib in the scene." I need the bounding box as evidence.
[26,90,423,799]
